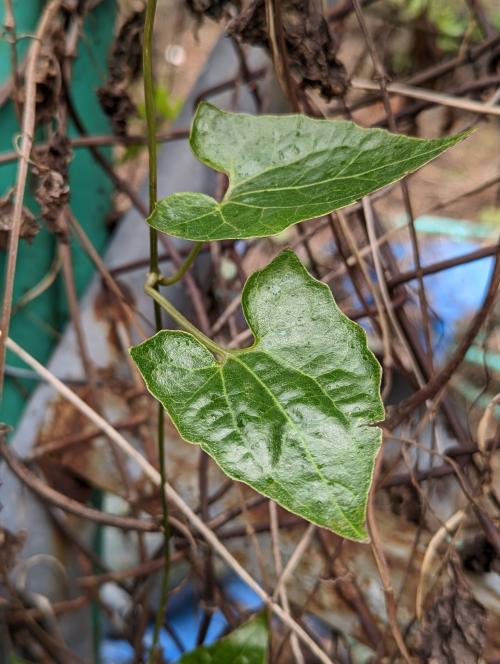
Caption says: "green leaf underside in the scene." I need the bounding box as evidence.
[178,614,268,663]
[148,102,471,241]
[131,251,383,541]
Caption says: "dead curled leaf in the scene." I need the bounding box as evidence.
[35,26,65,125]
[12,22,64,125]
[415,562,486,663]
[33,133,72,234]
[97,10,144,136]
[108,10,145,83]
[232,0,347,98]
[186,0,233,20]
[0,192,39,248]
[186,0,346,98]
[97,85,137,138]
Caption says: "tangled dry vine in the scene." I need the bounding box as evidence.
[0,1,499,662]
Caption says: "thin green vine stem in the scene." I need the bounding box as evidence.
[143,1,171,662]
[145,283,229,358]
[144,0,159,272]
[159,241,204,286]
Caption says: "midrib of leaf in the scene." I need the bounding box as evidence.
[182,140,454,226]
[225,140,454,199]
[225,196,356,212]
[228,352,364,538]
[217,363,296,505]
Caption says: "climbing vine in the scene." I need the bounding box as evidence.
[137,2,469,658]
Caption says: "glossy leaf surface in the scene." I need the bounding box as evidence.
[149,102,469,240]
[131,250,383,540]
[178,614,268,663]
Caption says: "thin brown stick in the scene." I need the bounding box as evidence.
[269,501,305,664]
[0,129,189,167]
[388,244,499,289]
[272,523,315,602]
[316,531,384,651]
[336,210,393,396]
[367,460,413,663]
[0,0,62,396]
[363,197,425,386]
[351,0,434,371]
[67,209,148,339]
[26,412,148,461]
[0,438,159,533]
[351,77,500,116]
[386,244,500,429]
[195,450,216,646]
[4,595,89,623]
[79,550,183,589]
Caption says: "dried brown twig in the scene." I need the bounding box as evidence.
[0,0,63,396]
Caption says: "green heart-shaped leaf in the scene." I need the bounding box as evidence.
[148,102,470,240]
[130,251,384,540]
[178,614,268,663]
[131,250,383,541]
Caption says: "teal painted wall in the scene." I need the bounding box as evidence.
[0,1,117,428]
